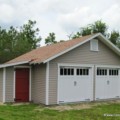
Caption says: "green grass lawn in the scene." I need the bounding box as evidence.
[0,102,120,120]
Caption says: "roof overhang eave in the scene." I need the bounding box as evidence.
[98,34,120,56]
[0,60,30,68]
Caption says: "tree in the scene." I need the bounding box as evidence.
[109,30,120,45]
[0,20,41,63]
[45,32,57,45]
[71,32,81,39]
[90,20,107,36]
[14,20,41,56]
[80,26,92,36]
[70,20,107,39]
[68,20,120,49]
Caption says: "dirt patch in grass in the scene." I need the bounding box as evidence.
[0,102,5,105]
[47,99,120,111]
[47,103,92,111]
[11,102,30,106]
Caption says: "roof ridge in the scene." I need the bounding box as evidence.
[38,33,96,48]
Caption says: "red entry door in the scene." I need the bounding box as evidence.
[15,68,29,102]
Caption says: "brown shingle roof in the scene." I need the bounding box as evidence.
[6,34,96,64]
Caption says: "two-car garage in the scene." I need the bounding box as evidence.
[58,64,120,103]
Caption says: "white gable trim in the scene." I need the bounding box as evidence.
[43,33,100,63]
[99,34,120,56]
[0,61,30,68]
[43,33,120,63]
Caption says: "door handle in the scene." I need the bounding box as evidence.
[107,80,110,85]
[74,81,77,86]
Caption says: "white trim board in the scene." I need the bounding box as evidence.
[46,62,49,105]
[58,63,94,67]
[0,61,30,68]
[58,64,120,69]
[95,65,120,69]
[57,64,60,104]
[14,66,30,68]
[99,34,120,56]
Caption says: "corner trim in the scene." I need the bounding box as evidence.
[46,62,49,105]
[57,64,60,104]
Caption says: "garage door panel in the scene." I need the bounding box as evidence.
[108,76,120,98]
[76,77,93,100]
[96,78,106,99]
[58,66,93,103]
[96,67,120,100]
[59,76,75,102]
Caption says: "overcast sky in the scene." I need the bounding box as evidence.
[0,0,120,45]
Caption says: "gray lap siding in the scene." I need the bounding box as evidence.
[49,40,120,104]
[4,64,46,104]
[31,64,46,104]
[5,67,14,102]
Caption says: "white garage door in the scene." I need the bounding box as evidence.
[58,66,93,103]
[95,67,120,100]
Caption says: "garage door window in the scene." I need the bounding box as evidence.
[109,69,119,76]
[60,68,74,76]
[76,68,89,75]
[97,69,107,75]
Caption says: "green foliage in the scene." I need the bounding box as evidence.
[72,32,81,39]
[70,20,119,49]
[45,32,57,45]
[109,30,120,46]
[59,40,65,42]
[90,20,108,35]
[81,26,92,36]
[71,20,107,39]
[0,20,41,63]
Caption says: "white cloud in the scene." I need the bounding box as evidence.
[58,1,120,35]
[102,4,120,31]
[0,0,120,45]
[0,4,15,23]
[58,7,100,33]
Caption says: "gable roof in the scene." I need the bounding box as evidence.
[2,33,120,67]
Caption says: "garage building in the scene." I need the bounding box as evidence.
[0,33,120,105]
